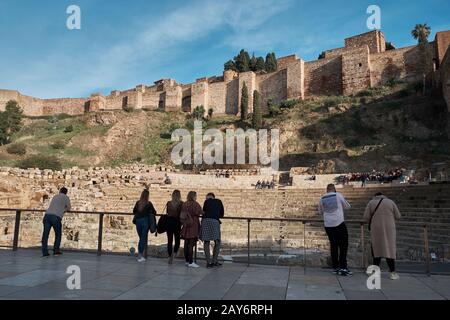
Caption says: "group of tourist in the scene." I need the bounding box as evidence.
[131,189,224,268]
[318,184,401,279]
[338,168,405,187]
[254,180,275,189]
[41,184,401,279]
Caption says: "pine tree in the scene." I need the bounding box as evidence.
[252,90,262,129]
[0,100,23,145]
[255,57,265,71]
[265,52,277,72]
[240,82,249,121]
[224,60,237,72]
[235,49,250,72]
[249,54,257,71]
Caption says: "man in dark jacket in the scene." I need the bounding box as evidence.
[201,193,224,268]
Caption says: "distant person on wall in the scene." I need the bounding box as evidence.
[318,184,352,276]
[41,187,71,257]
[165,190,183,264]
[200,193,224,268]
[132,189,157,263]
[361,174,368,188]
[364,192,401,280]
[180,191,202,268]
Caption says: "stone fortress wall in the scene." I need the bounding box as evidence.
[1,30,450,117]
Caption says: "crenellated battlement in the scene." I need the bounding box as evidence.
[1,29,450,117]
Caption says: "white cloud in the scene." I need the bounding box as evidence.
[3,0,294,98]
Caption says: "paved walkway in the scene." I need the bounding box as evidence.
[0,249,449,300]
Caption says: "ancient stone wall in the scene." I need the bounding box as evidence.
[2,30,449,117]
[191,79,209,112]
[440,47,450,112]
[304,57,342,96]
[345,30,385,54]
[435,31,450,67]
[238,72,256,115]
[342,46,372,95]
[370,45,423,87]
[257,70,287,112]
[277,54,298,70]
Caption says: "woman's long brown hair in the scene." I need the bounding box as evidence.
[138,189,149,211]
[171,190,182,206]
[187,191,196,202]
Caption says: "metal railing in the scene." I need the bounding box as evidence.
[0,208,449,275]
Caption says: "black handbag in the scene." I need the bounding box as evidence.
[368,198,383,231]
[157,215,169,234]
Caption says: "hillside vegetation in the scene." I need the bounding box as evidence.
[0,81,448,172]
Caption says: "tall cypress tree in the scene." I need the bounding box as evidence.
[249,53,257,71]
[265,52,277,72]
[252,90,262,129]
[255,57,265,71]
[240,82,249,121]
[235,49,250,72]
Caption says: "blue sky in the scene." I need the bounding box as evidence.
[0,0,449,98]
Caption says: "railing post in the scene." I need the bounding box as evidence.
[424,224,430,276]
[12,210,21,251]
[360,223,365,269]
[303,221,306,271]
[247,219,251,267]
[97,213,104,256]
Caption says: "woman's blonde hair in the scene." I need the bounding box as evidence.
[187,191,197,202]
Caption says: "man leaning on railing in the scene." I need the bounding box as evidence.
[41,187,71,257]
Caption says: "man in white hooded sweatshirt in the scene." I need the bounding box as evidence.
[318,184,352,276]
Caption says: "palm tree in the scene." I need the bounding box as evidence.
[411,24,432,95]
[411,24,431,44]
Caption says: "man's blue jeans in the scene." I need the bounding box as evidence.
[135,217,149,255]
[41,214,62,255]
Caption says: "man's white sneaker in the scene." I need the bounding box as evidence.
[137,257,146,263]
[188,262,200,268]
[185,262,190,266]
[389,272,400,280]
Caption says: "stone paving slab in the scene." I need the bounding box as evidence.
[0,249,448,300]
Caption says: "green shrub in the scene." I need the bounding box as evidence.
[280,99,300,109]
[6,143,26,155]
[18,155,62,170]
[192,106,205,120]
[51,141,66,150]
[323,96,346,108]
[64,125,74,133]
